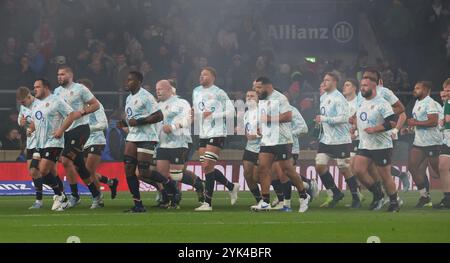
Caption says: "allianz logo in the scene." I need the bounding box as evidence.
[268,21,353,43]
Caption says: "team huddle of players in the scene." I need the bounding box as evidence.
[15,65,450,212]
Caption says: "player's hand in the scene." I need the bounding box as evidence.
[400,127,408,135]
[19,116,27,127]
[256,127,262,137]
[162,124,172,134]
[315,115,322,124]
[407,118,416,127]
[53,128,64,139]
[348,115,356,125]
[128,118,138,127]
[203,111,213,119]
[364,127,376,134]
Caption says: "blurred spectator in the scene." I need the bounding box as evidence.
[140,61,158,90]
[273,64,292,92]
[56,26,80,62]
[153,44,172,78]
[25,42,45,76]
[1,126,21,150]
[185,56,208,92]
[112,53,129,90]
[33,20,55,61]
[226,54,251,100]
[16,55,36,88]
[85,58,112,91]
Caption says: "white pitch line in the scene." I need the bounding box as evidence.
[31,221,334,227]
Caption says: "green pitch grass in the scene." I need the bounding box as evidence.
[0,191,449,243]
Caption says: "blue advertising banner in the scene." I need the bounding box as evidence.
[0,180,91,196]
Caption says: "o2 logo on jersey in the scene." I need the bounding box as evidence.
[126,107,133,117]
[210,106,215,112]
[359,112,368,121]
[198,101,205,112]
[26,115,32,123]
[320,106,326,115]
[35,111,43,120]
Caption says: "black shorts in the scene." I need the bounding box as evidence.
[126,141,158,155]
[39,148,63,163]
[26,148,38,160]
[356,148,393,167]
[62,124,90,158]
[413,145,441,158]
[185,143,194,161]
[83,145,105,158]
[259,144,292,161]
[318,143,351,159]
[351,140,359,153]
[156,147,188,165]
[441,145,450,156]
[242,150,259,165]
[199,137,225,149]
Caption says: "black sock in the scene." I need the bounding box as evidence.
[262,193,270,204]
[271,179,284,202]
[368,182,383,200]
[391,167,401,177]
[424,176,430,193]
[301,176,311,184]
[70,184,79,198]
[181,173,194,186]
[45,173,62,196]
[319,171,341,196]
[160,189,169,203]
[281,181,292,200]
[389,192,398,203]
[213,169,234,191]
[74,153,90,180]
[204,171,215,205]
[150,170,169,184]
[56,176,64,192]
[298,188,308,199]
[126,175,141,201]
[33,178,43,201]
[99,175,109,184]
[249,187,262,203]
[87,183,100,198]
[163,179,179,199]
[193,177,204,193]
[345,176,360,201]
[146,180,160,191]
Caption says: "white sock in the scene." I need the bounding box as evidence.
[303,182,310,190]
[284,199,291,208]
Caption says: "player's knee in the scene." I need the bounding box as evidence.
[337,158,350,169]
[30,159,40,171]
[137,160,150,172]
[315,153,330,167]
[315,164,328,175]
[170,169,183,181]
[124,155,138,175]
